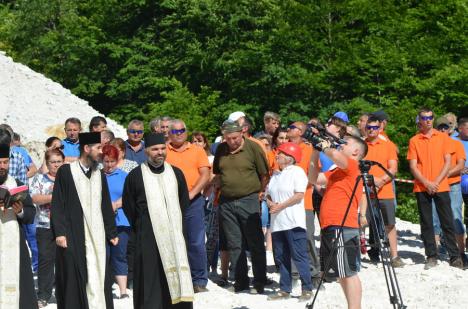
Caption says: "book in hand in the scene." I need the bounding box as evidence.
[0,185,29,209]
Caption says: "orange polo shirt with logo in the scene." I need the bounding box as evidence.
[365,138,398,199]
[407,130,451,193]
[297,142,314,210]
[166,142,211,191]
[448,138,466,185]
[320,157,362,229]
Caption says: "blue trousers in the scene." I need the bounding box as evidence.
[23,223,38,272]
[272,227,312,293]
[185,195,208,286]
[109,226,131,276]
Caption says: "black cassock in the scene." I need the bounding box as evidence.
[1,179,37,309]
[51,164,117,309]
[122,163,193,309]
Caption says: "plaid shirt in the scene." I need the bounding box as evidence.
[9,150,28,185]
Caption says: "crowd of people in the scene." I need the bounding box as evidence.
[0,108,467,309]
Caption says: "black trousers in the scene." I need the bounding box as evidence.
[415,192,459,259]
[36,227,56,301]
[219,193,267,288]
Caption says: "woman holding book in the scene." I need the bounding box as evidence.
[29,148,65,308]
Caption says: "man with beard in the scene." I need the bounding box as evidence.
[123,133,193,309]
[51,132,119,309]
[0,142,37,309]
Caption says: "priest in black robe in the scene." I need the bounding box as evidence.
[51,132,118,309]
[0,142,37,309]
[123,133,194,309]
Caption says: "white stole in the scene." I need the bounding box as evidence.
[0,176,21,309]
[70,161,107,309]
[141,162,194,304]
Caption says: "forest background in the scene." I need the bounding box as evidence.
[0,0,467,222]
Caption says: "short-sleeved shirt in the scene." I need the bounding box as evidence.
[296,142,314,210]
[62,138,80,157]
[320,157,362,229]
[166,142,211,192]
[29,173,54,229]
[365,138,398,199]
[268,149,278,173]
[9,150,28,185]
[453,136,468,168]
[125,140,147,164]
[13,146,33,167]
[213,138,269,199]
[448,138,466,185]
[105,168,130,227]
[267,165,308,232]
[407,130,451,193]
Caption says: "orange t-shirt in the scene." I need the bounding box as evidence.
[448,138,466,185]
[297,142,314,210]
[267,149,278,173]
[166,142,211,191]
[365,138,398,199]
[407,130,451,193]
[320,157,362,229]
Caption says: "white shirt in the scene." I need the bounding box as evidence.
[267,165,308,233]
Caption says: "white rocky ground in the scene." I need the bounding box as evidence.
[42,218,467,309]
[0,51,127,165]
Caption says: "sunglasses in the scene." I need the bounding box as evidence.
[366,125,380,131]
[420,115,434,121]
[170,128,186,135]
[128,129,144,134]
[437,124,450,131]
[288,125,298,130]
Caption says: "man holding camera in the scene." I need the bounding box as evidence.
[309,134,368,309]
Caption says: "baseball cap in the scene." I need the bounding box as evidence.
[334,111,349,123]
[371,110,389,121]
[227,111,246,122]
[221,120,243,133]
[435,116,451,128]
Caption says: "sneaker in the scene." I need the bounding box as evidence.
[37,299,47,308]
[449,257,463,270]
[424,257,438,270]
[298,290,313,302]
[193,285,209,293]
[267,290,290,301]
[391,256,406,268]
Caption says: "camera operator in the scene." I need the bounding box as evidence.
[309,134,368,309]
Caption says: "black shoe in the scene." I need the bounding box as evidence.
[449,257,463,270]
[424,256,438,270]
[231,282,250,293]
[461,253,468,269]
[215,277,230,287]
[250,283,264,294]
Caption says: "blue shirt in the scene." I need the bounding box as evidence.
[319,152,335,172]
[12,146,33,166]
[105,168,130,227]
[62,138,80,157]
[125,140,147,165]
[9,150,28,184]
[453,136,468,168]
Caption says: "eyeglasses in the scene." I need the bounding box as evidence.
[48,160,63,164]
[366,125,380,131]
[170,128,186,135]
[420,115,434,121]
[128,129,144,134]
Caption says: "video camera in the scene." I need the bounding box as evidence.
[302,123,347,151]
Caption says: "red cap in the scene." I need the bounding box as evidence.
[277,142,302,163]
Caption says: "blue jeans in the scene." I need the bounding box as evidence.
[272,227,312,293]
[261,200,270,228]
[23,223,38,272]
[185,195,208,286]
[432,183,465,235]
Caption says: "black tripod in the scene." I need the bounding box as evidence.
[307,160,406,309]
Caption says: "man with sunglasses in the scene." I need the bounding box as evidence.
[432,116,467,265]
[363,115,405,268]
[166,119,211,292]
[125,119,147,164]
[407,108,463,269]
